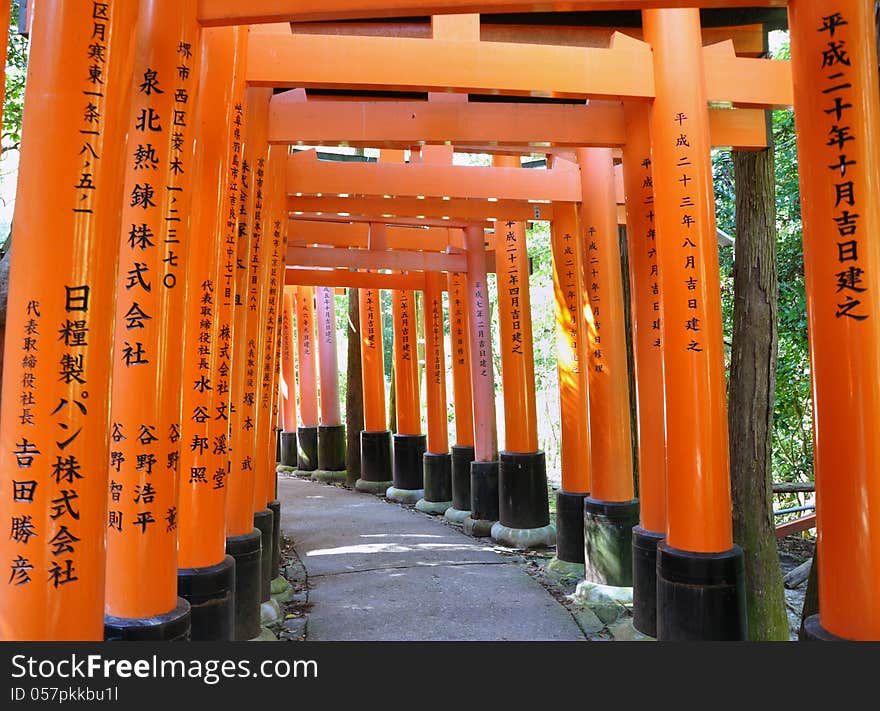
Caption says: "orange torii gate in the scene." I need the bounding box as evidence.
[1,0,878,647]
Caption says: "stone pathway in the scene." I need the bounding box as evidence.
[276,477,585,641]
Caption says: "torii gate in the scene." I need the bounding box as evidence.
[0,0,877,646]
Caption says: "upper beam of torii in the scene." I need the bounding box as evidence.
[197,0,785,26]
[243,27,791,108]
[269,91,772,150]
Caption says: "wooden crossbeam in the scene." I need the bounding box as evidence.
[287,150,581,201]
[198,1,786,26]
[245,32,791,107]
[285,268,429,290]
[287,22,768,58]
[289,195,554,222]
[288,220,460,250]
[287,245,467,271]
[269,96,770,149]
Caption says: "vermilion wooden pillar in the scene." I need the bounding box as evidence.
[387,287,426,503]
[278,289,298,469]
[644,7,745,640]
[314,285,347,481]
[444,270,476,524]
[788,0,880,642]
[416,271,453,514]
[548,202,592,574]
[261,159,289,592]
[251,145,288,610]
[295,286,319,472]
[176,26,246,642]
[621,102,668,637]
[102,0,201,642]
[355,264,393,494]
[577,147,639,588]
[462,225,500,537]
[490,155,554,549]
[0,0,137,642]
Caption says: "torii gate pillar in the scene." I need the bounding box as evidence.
[644,8,746,640]
[313,286,347,482]
[788,0,880,642]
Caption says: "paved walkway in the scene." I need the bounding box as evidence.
[277,477,585,641]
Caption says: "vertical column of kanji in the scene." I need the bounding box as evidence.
[621,103,667,638]
[263,153,289,590]
[643,8,745,640]
[251,144,287,612]
[415,271,452,515]
[576,148,639,590]
[387,287,426,503]
[490,155,554,550]
[548,202,592,575]
[444,270,476,524]
[295,287,319,473]
[103,0,200,642]
[175,29,247,642]
[462,225,500,538]
[278,290,298,470]
[355,259,393,494]
[0,0,137,642]
[788,0,880,641]
[314,286,346,481]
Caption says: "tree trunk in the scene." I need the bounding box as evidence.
[618,225,639,495]
[387,363,396,433]
[345,288,364,487]
[729,147,789,640]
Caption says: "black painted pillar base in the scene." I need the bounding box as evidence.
[446,444,475,523]
[356,430,393,494]
[387,433,426,503]
[225,529,262,641]
[632,526,664,637]
[297,426,319,471]
[583,497,640,587]
[416,452,452,514]
[105,598,191,641]
[656,541,747,641]
[802,615,846,641]
[267,499,282,580]
[177,555,235,641]
[492,451,555,549]
[253,509,274,603]
[555,490,588,565]
[279,431,297,468]
[275,428,282,465]
[463,460,499,538]
[318,424,346,471]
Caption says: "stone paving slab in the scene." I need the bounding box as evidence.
[279,478,501,577]
[277,477,585,642]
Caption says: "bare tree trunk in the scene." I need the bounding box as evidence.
[729,147,789,640]
[387,363,396,434]
[345,288,364,487]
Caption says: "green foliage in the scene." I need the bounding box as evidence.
[3,1,28,153]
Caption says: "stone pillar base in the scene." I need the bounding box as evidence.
[253,509,274,603]
[297,425,319,472]
[656,541,747,641]
[225,529,263,641]
[105,598,191,641]
[177,555,235,641]
[583,497,640,587]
